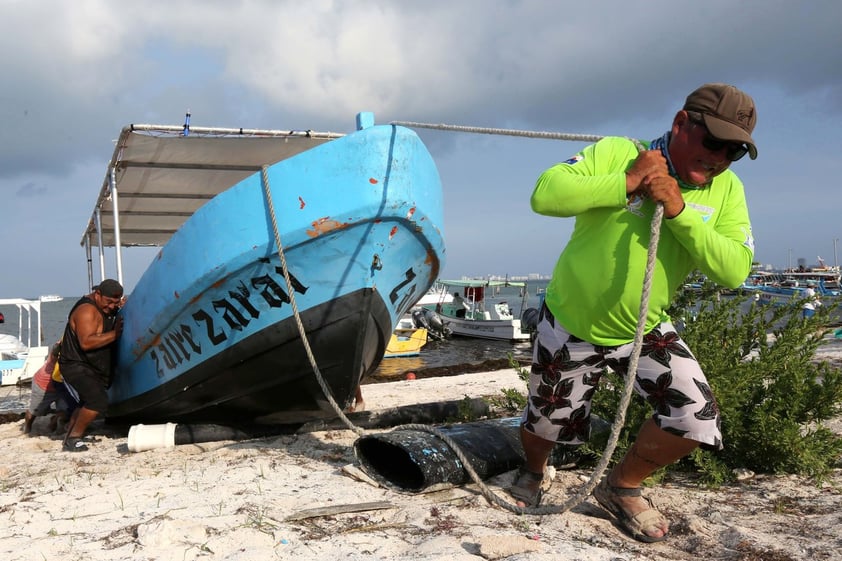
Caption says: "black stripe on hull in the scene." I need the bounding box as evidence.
[106,288,390,425]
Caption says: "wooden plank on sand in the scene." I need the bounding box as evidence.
[284,500,395,521]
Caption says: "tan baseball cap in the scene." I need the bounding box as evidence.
[684,83,758,159]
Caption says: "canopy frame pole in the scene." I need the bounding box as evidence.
[94,208,106,284]
[109,167,124,285]
[84,236,94,291]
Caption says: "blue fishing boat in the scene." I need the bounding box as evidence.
[80,113,445,424]
[740,270,841,306]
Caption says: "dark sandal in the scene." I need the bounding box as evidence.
[62,437,91,453]
[592,478,669,543]
[509,467,545,507]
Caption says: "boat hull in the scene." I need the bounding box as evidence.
[0,358,26,386]
[107,121,444,424]
[108,287,389,424]
[384,328,428,358]
[438,313,531,341]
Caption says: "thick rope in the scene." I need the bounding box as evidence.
[394,207,662,513]
[389,133,662,515]
[260,166,364,437]
[389,121,605,144]
[261,127,664,516]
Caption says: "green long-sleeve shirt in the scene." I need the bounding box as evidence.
[532,136,754,345]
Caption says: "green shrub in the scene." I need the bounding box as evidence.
[586,281,842,484]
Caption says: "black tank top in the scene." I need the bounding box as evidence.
[60,296,118,380]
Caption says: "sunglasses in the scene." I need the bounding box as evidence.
[687,113,749,162]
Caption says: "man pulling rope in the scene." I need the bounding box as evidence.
[514,83,758,542]
[276,83,758,545]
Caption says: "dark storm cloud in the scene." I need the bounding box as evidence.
[0,0,839,295]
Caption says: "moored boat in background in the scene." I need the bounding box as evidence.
[413,282,453,309]
[740,269,841,305]
[424,279,534,341]
[0,298,50,386]
[383,327,429,358]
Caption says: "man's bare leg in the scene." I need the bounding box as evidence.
[62,408,80,443]
[65,406,99,440]
[23,411,34,434]
[512,426,557,507]
[603,418,700,539]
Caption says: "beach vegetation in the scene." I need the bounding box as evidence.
[426,505,460,533]
[508,352,531,382]
[587,283,842,485]
[511,518,532,533]
[488,353,530,413]
[239,503,278,535]
[490,387,528,414]
[449,395,482,422]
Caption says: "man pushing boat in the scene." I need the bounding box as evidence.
[59,279,124,452]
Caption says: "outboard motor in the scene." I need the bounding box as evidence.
[414,308,451,340]
[521,307,540,333]
[411,309,430,330]
[425,308,451,339]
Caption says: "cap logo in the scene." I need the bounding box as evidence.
[736,108,754,126]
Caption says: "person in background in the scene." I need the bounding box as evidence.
[452,291,466,307]
[22,341,68,435]
[452,291,469,318]
[59,279,124,452]
[512,83,758,543]
[801,284,821,319]
[52,342,81,428]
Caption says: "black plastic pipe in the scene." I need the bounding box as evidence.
[353,416,602,493]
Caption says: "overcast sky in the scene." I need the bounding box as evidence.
[1,0,840,297]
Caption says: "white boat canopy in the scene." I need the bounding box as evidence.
[80,120,350,287]
[0,298,43,348]
[82,124,346,249]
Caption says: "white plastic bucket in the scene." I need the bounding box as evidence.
[127,422,178,453]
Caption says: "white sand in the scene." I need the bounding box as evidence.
[1,368,840,561]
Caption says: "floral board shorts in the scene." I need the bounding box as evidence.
[521,304,723,451]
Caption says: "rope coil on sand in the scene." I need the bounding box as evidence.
[261,125,663,515]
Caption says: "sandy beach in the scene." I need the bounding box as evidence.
[1,368,841,561]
